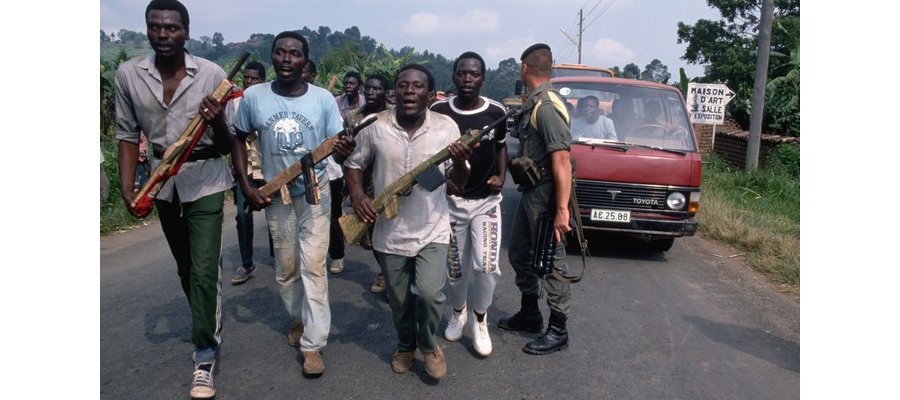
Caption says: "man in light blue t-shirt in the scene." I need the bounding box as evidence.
[232,31,355,378]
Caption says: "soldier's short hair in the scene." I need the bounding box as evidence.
[521,43,552,76]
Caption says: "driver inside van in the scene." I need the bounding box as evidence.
[571,95,617,141]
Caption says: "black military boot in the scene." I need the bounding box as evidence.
[523,311,568,355]
[497,294,543,333]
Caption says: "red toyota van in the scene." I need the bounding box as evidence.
[552,76,702,251]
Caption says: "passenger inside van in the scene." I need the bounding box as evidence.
[571,96,617,141]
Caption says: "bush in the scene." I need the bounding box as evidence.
[767,143,800,178]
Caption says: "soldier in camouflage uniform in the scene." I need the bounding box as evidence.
[498,43,575,356]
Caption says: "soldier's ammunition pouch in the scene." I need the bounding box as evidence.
[509,156,541,189]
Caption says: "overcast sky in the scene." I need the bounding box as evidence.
[100,0,721,78]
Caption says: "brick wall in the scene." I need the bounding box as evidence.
[692,121,799,169]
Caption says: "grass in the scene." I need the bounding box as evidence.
[697,154,800,287]
[100,137,157,234]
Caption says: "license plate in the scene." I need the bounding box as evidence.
[590,209,631,223]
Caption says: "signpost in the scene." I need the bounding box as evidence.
[686,83,735,151]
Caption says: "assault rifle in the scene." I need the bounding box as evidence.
[255,116,377,205]
[534,177,589,286]
[533,210,558,279]
[131,52,250,218]
[339,109,517,244]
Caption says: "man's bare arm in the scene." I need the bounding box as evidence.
[550,149,572,242]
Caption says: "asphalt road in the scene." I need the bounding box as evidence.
[100,175,799,399]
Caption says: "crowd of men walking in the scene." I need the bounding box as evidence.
[114,0,577,398]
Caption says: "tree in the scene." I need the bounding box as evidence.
[622,63,641,79]
[765,43,799,136]
[213,32,224,49]
[677,0,800,133]
[610,66,622,77]
[199,35,212,51]
[116,29,146,44]
[640,59,671,83]
[101,29,110,43]
[100,49,130,137]
[483,57,520,101]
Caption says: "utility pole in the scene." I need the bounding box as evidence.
[561,9,584,64]
[578,9,583,64]
[746,0,774,171]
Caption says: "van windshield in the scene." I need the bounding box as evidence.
[552,82,697,152]
[551,68,614,78]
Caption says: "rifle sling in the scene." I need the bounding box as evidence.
[563,183,589,283]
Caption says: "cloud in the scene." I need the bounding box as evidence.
[586,38,636,67]
[463,10,500,33]
[401,12,443,36]
[401,10,499,36]
[484,36,536,66]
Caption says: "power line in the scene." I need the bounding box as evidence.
[559,1,617,64]
[583,0,603,21]
[583,0,616,32]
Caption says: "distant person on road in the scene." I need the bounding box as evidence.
[343,64,473,381]
[341,73,393,294]
[302,57,347,275]
[498,43,576,356]
[114,0,240,397]
[135,131,151,191]
[229,61,274,285]
[335,71,365,119]
[233,31,356,378]
[301,59,317,85]
[430,51,508,358]
[571,95,617,141]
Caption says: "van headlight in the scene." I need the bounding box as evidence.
[666,192,686,210]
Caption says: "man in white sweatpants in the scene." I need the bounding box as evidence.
[431,51,508,357]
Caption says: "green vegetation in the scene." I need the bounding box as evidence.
[100,136,157,234]
[698,152,800,286]
[677,0,800,136]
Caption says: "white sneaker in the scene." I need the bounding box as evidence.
[473,313,492,357]
[444,305,467,341]
[190,362,216,398]
[329,258,344,274]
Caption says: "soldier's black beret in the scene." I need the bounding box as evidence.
[520,43,551,60]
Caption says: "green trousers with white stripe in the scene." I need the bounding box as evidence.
[156,190,224,351]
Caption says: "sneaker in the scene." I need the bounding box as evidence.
[329,258,344,274]
[302,350,325,377]
[391,349,414,374]
[423,345,447,380]
[190,362,215,399]
[472,313,492,357]
[288,321,304,347]
[444,305,467,341]
[370,273,386,293]
[230,264,256,285]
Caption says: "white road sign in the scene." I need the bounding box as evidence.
[686,83,735,124]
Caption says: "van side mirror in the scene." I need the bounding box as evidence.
[514,80,523,96]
